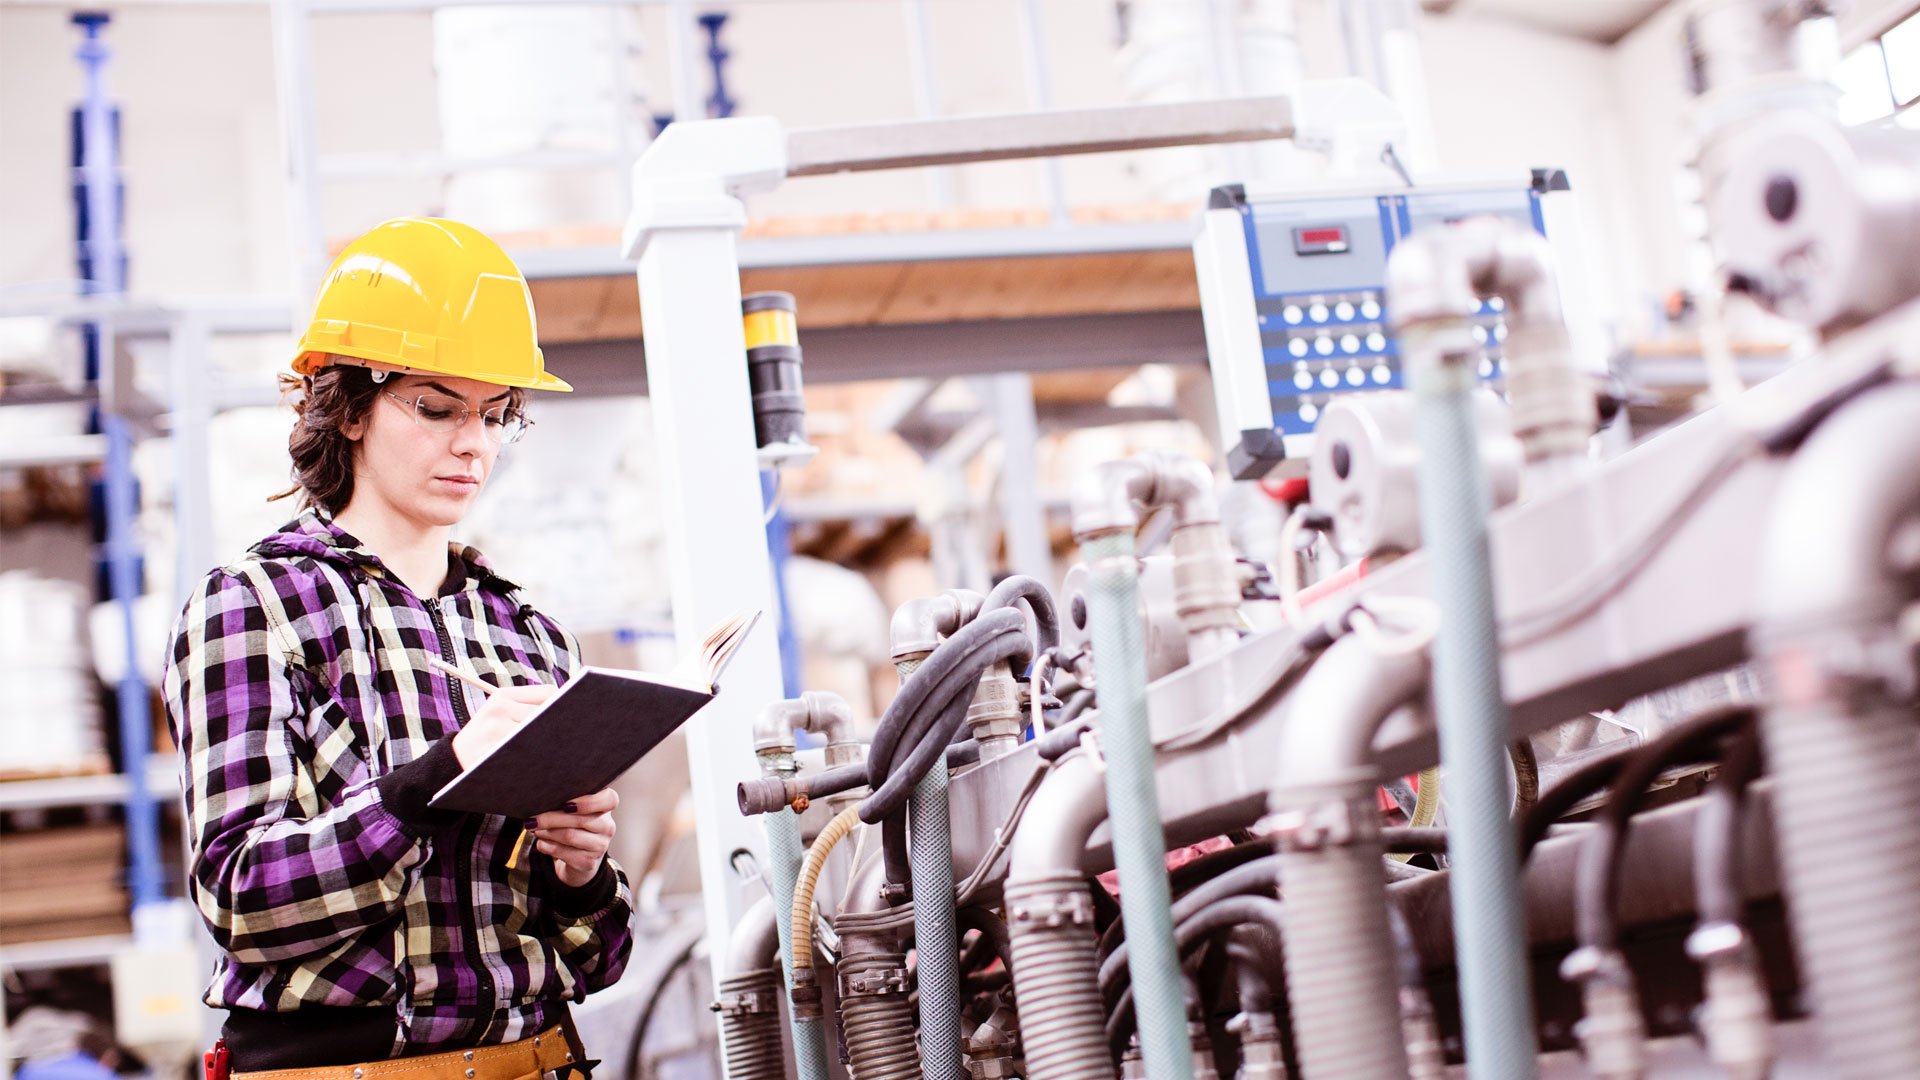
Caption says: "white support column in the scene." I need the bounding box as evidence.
[624,117,790,993]
[973,374,1052,588]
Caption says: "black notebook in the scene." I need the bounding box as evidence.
[429,610,761,819]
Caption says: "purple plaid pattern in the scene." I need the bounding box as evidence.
[162,511,634,1054]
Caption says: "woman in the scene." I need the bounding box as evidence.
[163,218,631,1075]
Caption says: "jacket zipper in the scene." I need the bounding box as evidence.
[424,596,495,1023]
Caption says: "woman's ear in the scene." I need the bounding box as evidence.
[341,414,368,442]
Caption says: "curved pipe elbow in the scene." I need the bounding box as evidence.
[1071,453,1222,540]
[1070,457,1158,540]
[729,893,782,976]
[1489,226,1563,328]
[890,589,985,660]
[1758,381,1920,629]
[1009,750,1110,880]
[1275,634,1431,794]
[753,698,808,755]
[1142,449,1221,528]
[799,690,858,749]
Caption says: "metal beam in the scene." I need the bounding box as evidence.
[786,96,1296,177]
[540,309,1209,394]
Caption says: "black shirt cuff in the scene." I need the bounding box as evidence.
[539,857,617,918]
[375,736,465,837]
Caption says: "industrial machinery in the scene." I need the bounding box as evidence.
[630,2,1920,1076]
[1195,173,1599,479]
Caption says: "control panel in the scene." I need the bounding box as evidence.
[1195,172,1586,479]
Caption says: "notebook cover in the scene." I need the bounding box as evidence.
[428,669,713,819]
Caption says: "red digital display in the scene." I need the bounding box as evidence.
[1292,225,1351,255]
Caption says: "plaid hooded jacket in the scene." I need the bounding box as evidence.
[162,511,634,1056]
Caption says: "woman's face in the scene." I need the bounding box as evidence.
[343,373,514,529]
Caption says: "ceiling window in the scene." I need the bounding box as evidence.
[1838,7,1920,124]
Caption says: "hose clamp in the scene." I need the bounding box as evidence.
[1266,795,1378,852]
[839,965,910,998]
[712,989,777,1016]
[1007,888,1096,929]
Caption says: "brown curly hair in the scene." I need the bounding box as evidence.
[272,363,526,515]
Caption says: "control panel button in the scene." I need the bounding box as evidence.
[1298,401,1320,423]
[1371,364,1392,384]
[1360,298,1382,321]
[1314,336,1334,356]
[1283,305,1303,325]
[1340,334,1359,353]
[1334,301,1355,321]
[1289,338,1310,358]
[1308,303,1329,323]
[1365,331,1386,351]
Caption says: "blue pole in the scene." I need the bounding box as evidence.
[75,11,164,914]
[762,470,802,699]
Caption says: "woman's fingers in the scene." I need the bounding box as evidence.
[564,788,618,815]
[528,808,614,834]
[533,827,609,853]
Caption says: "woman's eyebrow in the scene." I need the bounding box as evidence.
[423,379,512,404]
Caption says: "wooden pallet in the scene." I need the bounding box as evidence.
[0,821,131,945]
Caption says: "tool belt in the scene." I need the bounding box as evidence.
[216,1024,588,1080]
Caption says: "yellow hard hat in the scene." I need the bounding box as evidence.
[291,217,572,392]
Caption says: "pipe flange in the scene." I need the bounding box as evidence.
[839,965,910,998]
[1006,888,1095,929]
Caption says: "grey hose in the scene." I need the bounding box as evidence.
[764,807,833,1080]
[1752,381,1920,1080]
[912,763,966,1080]
[1078,530,1193,1080]
[1406,317,1538,1076]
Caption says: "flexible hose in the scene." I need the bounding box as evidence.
[1387,766,1442,864]
[958,906,1014,975]
[1409,338,1537,1076]
[1574,706,1753,952]
[1078,529,1193,1080]
[1105,895,1288,1053]
[765,806,833,1080]
[1277,788,1411,1080]
[985,573,1061,655]
[792,805,864,977]
[1695,719,1764,929]
[1099,855,1284,991]
[1518,751,1632,863]
[911,763,966,1080]
[716,970,786,1080]
[840,950,922,1080]
[1007,874,1115,1080]
[864,609,1030,822]
[1690,721,1772,1080]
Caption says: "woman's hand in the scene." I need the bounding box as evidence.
[527,788,618,888]
[451,684,558,769]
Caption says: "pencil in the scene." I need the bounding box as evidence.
[423,655,538,870]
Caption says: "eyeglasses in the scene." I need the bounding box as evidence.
[383,391,533,445]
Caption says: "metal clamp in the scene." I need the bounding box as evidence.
[839,965,910,998]
[712,989,778,1016]
[1265,796,1379,852]
[1007,887,1096,930]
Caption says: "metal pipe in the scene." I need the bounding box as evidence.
[1391,222,1543,1079]
[890,589,985,660]
[1006,751,1115,1080]
[1752,381,1920,1080]
[716,896,785,1080]
[1072,517,1193,1080]
[1267,633,1424,1080]
[754,702,837,1080]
